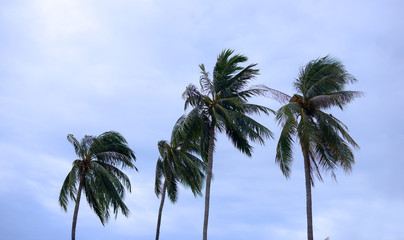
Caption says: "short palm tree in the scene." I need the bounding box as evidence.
[267,56,362,240]
[59,131,137,240]
[154,117,206,240]
[181,49,273,240]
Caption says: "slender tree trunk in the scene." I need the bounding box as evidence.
[303,150,314,240]
[203,124,215,240]
[72,174,85,240]
[155,180,167,240]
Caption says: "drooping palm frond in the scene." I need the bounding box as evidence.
[88,162,128,219]
[275,116,297,177]
[314,110,359,149]
[59,163,80,210]
[232,112,273,144]
[83,173,109,225]
[154,158,164,197]
[94,161,132,190]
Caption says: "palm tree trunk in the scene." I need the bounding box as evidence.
[203,124,215,240]
[155,180,167,240]
[303,150,314,240]
[72,174,85,240]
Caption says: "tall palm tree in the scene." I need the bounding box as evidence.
[59,131,137,240]
[181,49,273,240]
[154,116,206,240]
[267,56,362,240]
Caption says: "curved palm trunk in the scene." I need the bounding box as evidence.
[72,174,85,240]
[155,180,167,240]
[303,150,314,240]
[203,124,215,240]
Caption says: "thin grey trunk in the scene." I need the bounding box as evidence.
[155,180,167,240]
[203,124,215,240]
[303,150,314,240]
[71,174,85,240]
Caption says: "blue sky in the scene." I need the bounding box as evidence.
[0,0,403,239]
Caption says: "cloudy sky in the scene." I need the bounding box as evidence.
[0,0,403,239]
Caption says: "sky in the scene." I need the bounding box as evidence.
[0,0,403,239]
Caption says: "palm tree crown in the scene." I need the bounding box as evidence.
[273,56,362,182]
[268,56,362,240]
[155,116,205,202]
[182,49,273,158]
[59,131,136,240]
[181,49,273,240]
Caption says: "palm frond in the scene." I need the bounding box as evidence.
[275,115,297,177]
[297,111,317,148]
[94,161,132,191]
[236,85,268,100]
[90,161,130,218]
[222,63,259,97]
[242,103,275,115]
[58,164,80,210]
[222,113,253,157]
[275,102,301,125]
[170,115,201,150]
[309,91,363,110]
[199,64,213,95]
[166,173,179,203]
[233,112,273,144]
[315,110,359,148]
[313,114,356,173]
[81,135,95,154]
[83,173,108,225]
[182,84,205,110]
[154,158,164,197]
[67,134,83,158]
[261,85,292,104]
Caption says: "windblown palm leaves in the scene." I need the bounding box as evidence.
[59,131,137,240]
[181,49,273,240]
[154,117,205,240]
[266,56,362,240]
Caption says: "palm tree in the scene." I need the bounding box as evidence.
[154,117,206,240]
[59,131,137,240]
[181,49,273,240]
[267,56,362,240]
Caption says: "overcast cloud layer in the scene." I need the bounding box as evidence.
[1,0,403,239]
